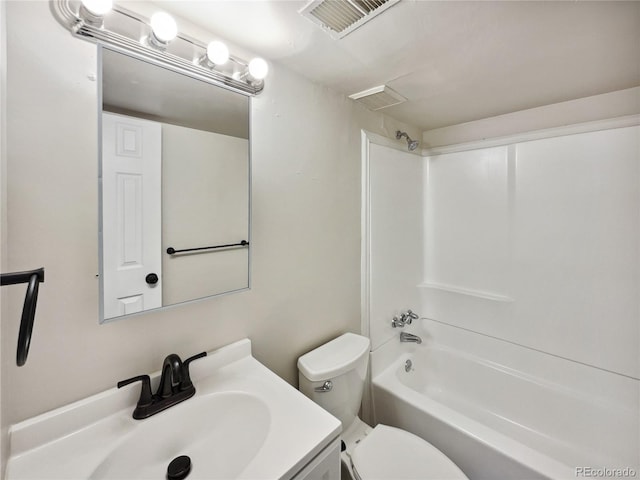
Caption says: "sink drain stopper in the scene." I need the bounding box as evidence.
[167,455,191,480]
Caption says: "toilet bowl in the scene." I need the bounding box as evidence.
[349,424,467,479]
[297,333,468,480]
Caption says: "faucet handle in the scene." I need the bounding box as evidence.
[117,375,153,407]
[402,309,419,325]
[391,315,405,328]
[406,309,419,320]
[180,352,207,391]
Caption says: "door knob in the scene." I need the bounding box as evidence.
[145,273,159,285]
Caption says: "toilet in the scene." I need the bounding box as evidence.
[297,333,468,480]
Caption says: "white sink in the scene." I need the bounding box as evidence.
[91,392,270,479]
[6,339,341,480]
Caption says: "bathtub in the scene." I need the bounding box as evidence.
[370,320,639,480]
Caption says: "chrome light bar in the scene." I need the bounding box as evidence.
[51,0,266,96]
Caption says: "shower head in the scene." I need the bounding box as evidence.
[395,130,419,151]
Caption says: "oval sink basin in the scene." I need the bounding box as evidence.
[7,340,342,480]
[91,392,270,479]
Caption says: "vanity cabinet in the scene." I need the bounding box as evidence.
[292,438,341,480]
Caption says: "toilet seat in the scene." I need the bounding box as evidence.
[350,424,468,480]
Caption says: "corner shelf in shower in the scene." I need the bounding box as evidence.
[418,282,514,303]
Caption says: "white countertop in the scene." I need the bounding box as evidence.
[6,339,341,479]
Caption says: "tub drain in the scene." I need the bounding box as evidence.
[405,360,412,372]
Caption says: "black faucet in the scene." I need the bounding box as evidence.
[118,352,207,420]
[157,354,184,399]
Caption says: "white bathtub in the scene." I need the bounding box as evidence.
[371,320,640,480]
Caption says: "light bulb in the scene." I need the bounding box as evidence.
[206,41,229,65]
[150,12,177,44]
[248,58,269,80]
[81,0,112,16]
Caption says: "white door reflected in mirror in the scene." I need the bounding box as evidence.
[102,113,162,319]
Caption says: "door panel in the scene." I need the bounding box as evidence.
[102,112,162,320]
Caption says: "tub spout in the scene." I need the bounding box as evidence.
[400,332,422,344]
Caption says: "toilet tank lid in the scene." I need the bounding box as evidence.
[297,333,370,381]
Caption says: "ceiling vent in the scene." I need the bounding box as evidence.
[299,0,400,39]
[349,85,406,111]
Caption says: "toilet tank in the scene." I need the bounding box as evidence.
[298,333,370,430]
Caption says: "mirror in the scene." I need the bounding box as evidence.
[99,46,250,322]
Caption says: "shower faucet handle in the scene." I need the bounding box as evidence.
[391,315,406,328]
[404,309,419,323]
[391,309,420,328]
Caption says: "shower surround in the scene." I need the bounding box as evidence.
[362,121,640,478]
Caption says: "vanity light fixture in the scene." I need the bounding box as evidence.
[52,0,267,95]
[235,57,269,87]
[248,58,269,84]
[207,41,230,66]
[148,12,178,49]
[79,0,113,27]
[198,40,230,69]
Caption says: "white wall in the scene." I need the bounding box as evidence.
[1,0,418,433]
[162,124,249,305]
[422,125,639,378]
[424,145,511,297]
[0,0,6,473]
[422,87,640,148]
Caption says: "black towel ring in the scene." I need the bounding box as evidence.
[1,268,45,366]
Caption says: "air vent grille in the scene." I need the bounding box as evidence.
[300,0,400,39]
[349,85,406,111]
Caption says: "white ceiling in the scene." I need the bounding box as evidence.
[155,0,640,131]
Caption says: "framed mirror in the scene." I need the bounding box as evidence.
[98,46,250,323]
